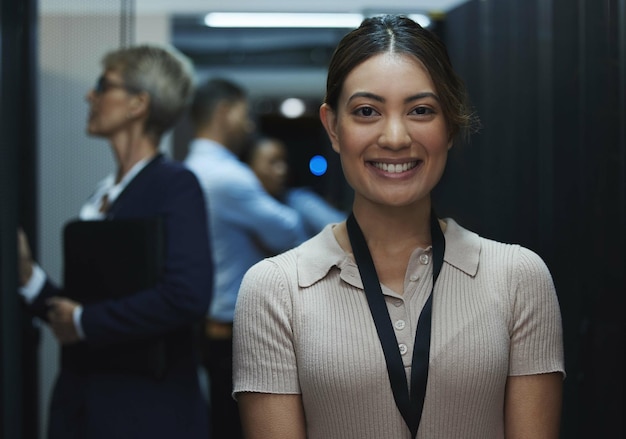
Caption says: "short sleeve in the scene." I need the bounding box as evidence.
[508,247,565,377]
[232,259,301,398]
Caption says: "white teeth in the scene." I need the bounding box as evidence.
[372,161,418,173]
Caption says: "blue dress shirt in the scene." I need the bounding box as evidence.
[185,138,308,322]
[283,187,346,238]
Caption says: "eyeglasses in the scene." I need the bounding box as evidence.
[93,75,139,95]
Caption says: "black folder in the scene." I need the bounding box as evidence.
[63,218,164,303]
[62,218,170,378]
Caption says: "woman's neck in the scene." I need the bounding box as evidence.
[334,198,434,295]
[109,131,158,183]
[352,198,433,251]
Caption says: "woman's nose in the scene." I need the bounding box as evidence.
[378,116,411,150]
[275,162,288,177]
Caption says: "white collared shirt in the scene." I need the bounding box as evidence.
[20,156,154,339]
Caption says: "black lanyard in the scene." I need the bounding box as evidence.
[346,210,445,438]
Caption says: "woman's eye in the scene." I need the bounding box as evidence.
[412,106,435,116]
[355,106,377,117]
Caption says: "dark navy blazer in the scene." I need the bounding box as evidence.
[30,154,213,439]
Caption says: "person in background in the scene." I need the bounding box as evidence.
[240,135,346,238]
[18,44,213,438]
[183,78,308,439]
[233,15,564,439]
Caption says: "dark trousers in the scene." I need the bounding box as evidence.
[204,336,242,439]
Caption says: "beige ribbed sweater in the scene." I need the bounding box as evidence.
[233,219,565,438]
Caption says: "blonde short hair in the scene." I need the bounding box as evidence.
[102,44,195,139]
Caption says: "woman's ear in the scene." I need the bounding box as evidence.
[128,91,150,119]
[319,103,340,153]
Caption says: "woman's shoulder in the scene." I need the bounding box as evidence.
[245,226,340,285]
[144,155,203,189]
[444,218,552,278]
[153,155,191,176]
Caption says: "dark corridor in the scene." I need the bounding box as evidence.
[1,0,624,438]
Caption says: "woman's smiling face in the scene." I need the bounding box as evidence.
[321,52,451,210]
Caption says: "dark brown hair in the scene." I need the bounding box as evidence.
[324,15,478,141]
[190,78,247,129]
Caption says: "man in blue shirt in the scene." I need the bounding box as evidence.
[184,78,308,439]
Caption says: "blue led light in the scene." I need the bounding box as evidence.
[309,155,328,176]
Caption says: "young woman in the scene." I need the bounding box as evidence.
[233,15,564,439]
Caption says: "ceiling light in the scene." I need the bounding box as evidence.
[279,98,306,119]
[204,12,363,29]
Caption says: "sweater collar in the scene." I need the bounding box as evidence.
[296,218,481,289]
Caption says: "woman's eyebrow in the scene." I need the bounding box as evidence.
[347,91,384,103]
[347,91,440,104]
[405,92,440,103]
